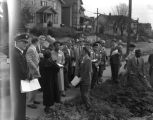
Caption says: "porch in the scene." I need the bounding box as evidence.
[36,6,57,28]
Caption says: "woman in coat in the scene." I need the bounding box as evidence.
[79,47,92,110]
[39,50,60,113]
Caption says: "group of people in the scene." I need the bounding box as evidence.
[11,32,153,120]
[11,32,110,119]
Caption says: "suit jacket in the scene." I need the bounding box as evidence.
[26,44,40,78]
[80,55,92,85]
[12,47,29,82]
[127,56,145,77]
[148,54,153,76]
[62,47,71,71]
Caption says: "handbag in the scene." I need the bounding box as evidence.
[20,78,41,93]
[71,76,81,87]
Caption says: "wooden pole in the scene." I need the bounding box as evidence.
[126,0,132,55]
[96,8,99,41]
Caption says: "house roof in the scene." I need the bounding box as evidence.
[62,0,74,7]
[80,6,85,11]
[62,0,83,7]
[36,6,57,14]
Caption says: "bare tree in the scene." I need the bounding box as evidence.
[112,3,129,16]
[20,0,36,27]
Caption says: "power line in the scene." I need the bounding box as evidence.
[85,10,96,14]
[85,9,105,16]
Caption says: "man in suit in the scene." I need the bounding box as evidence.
[148,52,153,87]
[11,33,29,120]
[91,43,100,89]
[26,37,41,109]
[62,44,72,89]
[110,39,122,83]
[98,40,107,83]
[79,47,92,110]
[127,49,147,92]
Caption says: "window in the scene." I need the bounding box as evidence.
[53,1,57,10]
[54,14,58,24]
[32,0,35,5]
[31,13,35,23]
[41,1,47,6]
[73,3,77,12]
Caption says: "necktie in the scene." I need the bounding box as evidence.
[137,58,139,65]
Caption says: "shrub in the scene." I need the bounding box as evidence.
[29,26,77,38]
[47,27,77,38]
[29,26,47,36]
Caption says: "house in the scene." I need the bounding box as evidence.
[94,14,138,36]
[62,0,85,30]
[138,23,152,36]
[20,0,64,28]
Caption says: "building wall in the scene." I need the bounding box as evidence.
[62,0,83,29]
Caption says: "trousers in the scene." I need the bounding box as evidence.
[80,84,91,108]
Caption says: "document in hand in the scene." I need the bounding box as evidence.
[91,59,98,63]
[112,49,119,55]
[57,63,64,68]
[71,76,81,87]
[20,79,41,93]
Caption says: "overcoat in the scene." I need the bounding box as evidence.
[12,47,29,120]
[26,44,40,78]
[39,58,60,106]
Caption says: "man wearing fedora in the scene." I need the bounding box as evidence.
[127,49,148,92]
[11,33,30,120]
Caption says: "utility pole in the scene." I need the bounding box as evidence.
[96,8,99,35]
[95,8,100,41]
[126,0,132,55]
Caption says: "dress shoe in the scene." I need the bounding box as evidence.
[33,101,40,104]
[61,91,66,97]
[44,107,53,114]
[27,104,37,109]
[25,116,30,120]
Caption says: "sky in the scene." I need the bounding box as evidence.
[83,0,153,29]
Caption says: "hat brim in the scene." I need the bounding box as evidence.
[16,39,28,43]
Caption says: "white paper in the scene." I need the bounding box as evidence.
[112,50,119,55]
[71,76,81,86]
[57,63,64,67]
[72,61,76,66]
[20,79,41,93]
[92,59,98,62]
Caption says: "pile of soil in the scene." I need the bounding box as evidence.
[38,65,153,120]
